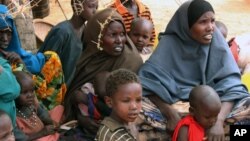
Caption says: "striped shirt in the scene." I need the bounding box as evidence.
[110,0,156,46]
[95,117,136,141]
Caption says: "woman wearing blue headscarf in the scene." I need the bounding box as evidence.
[0,4,44,73]
[138,0,250,140]
[0,4,66,110]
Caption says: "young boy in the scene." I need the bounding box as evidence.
[0,110,15,141]
[95,69,142,141]
[172,85,221,141]
[110,0,156,47]
[39,0,99,86]
[129,18,153,62]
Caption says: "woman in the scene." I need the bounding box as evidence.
[138,0,250,140]
[63,8,143,140]
[0,4,66,110]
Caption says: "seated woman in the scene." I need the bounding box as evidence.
[138,0,250,141]
[0,4,66,110]
[62,8,143,140]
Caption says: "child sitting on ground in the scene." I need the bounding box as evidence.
[0,109,15,141]
[172,85,221,141]
[95,69,142,141]
[129,18,154,62]
[14,71,61,141]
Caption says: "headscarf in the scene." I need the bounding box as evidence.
[138,0,249,104]
[0,4,45,74]
[188,0,214,28]
[64,8,142,120]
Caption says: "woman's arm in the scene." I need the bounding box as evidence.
[147,94,181,132]
[207,101,234,141]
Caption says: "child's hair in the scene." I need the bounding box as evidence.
[13,71,33,85]
[130,17,153,32]
[189,85,220,108]
[106,69,140,97]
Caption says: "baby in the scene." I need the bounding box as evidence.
[172,85,221,141]
[129,18,154,62]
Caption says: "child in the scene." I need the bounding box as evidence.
[172,85,221,141]
[215,21,228,39]
[110,0,156,47]
[95,69,142,141]
[39,0,99,87]
[0,110,15,141]
[14,71,60,141]
[129,18,154,62]
[216,20,250,90]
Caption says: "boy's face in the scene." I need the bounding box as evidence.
[106,82,142,124]
[129,22,152,52]
[80,0,98,21]
[0,115,14,141]
[0,28,12,49]
[16,77,35,107]
[191,103,220,129]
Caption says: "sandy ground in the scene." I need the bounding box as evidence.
[43,0,250,40]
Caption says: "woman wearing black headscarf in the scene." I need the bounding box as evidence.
[138,0,250,140]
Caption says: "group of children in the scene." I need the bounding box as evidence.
[1,0,246,141]
[0,68,222,141]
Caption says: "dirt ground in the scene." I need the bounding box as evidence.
[43,0,250,40]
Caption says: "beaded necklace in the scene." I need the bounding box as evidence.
[17,106,38,127]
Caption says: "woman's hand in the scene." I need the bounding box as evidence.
[207,120,225,141]
[147,95,181,133]
[3,51,23,64]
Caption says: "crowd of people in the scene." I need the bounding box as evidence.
[0,0,250,141]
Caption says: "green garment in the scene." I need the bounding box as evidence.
[0,56,20,126]
[38,21,83,87]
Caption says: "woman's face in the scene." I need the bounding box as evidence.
[101,21,126,56]
[0,28,12,49]
[190,11,215,45]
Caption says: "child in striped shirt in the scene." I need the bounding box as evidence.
[95,69,142,141]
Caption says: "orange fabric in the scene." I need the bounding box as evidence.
[110,0,156,46]
[229,38,239,62]
[172,115,205,141]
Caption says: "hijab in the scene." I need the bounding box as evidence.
[64,8,142,120]
[0,4,44,74]
[138,0,249,104]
